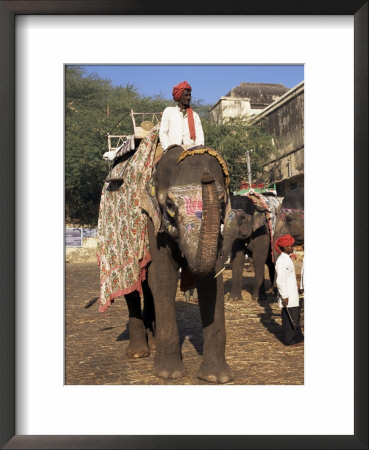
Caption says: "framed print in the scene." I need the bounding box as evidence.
[1,1,368,449]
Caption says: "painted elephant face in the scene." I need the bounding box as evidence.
[151,148,229,275]
[159,180,227,274]
[165,184,203,263]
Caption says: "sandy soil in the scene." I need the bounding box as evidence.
[65,261,304,385]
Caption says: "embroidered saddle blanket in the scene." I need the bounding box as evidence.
[96,125,160,312]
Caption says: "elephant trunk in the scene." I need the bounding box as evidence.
[195,171,220,275]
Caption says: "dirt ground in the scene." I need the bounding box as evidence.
[65,261,304,385]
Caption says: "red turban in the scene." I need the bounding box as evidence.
[172,81,192,101]
[172,81,196,141]
[275,234,295,253]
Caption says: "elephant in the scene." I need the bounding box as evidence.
[224,195,277,301]
[273,187,304,259]
[135,145,233,383]
[123,279,156,359]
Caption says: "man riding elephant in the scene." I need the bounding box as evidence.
[159,81,205,152]
[159,81,205,300]
[97,81,233,383]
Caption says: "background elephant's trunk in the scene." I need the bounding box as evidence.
[195,171,220,275]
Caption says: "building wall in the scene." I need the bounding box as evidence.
[258,89,304,153]
[253,82,304,195]
[210,97,252,124]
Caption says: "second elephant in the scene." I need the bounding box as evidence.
[225,195,276,301]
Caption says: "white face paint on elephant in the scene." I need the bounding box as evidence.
[166,184,203,270]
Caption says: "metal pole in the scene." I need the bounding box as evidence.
[246,150,252,187]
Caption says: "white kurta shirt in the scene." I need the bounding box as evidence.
[159,106,205,151]
[275,252,299,308]
[300,258,304,291]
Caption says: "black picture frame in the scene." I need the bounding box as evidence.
[1,1,367,449]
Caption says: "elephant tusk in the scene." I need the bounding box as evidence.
[214,267,225,278]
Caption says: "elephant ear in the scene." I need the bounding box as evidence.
[252,210,267,232]
[139,173,161,234]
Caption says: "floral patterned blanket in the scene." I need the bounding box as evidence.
[97,125,160,312]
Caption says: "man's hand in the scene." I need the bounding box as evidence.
[298,288,304,295]
[282,298,289,307]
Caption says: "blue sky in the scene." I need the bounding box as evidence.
[81,65,304,106]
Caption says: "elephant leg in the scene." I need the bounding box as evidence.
[250,234,269,301]
[195,261,233,384]
[147,221,185,379]
[142,277,156,351]
[229,241,245,300]
[124,291,150,359]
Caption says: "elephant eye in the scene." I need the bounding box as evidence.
[167,207,176,217]
[166,198,174,208]
[166,197,177,217]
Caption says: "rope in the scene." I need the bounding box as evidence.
[106,112,131,136]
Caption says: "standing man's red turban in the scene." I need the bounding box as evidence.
[275,234,295,253]
[172,81,196,141]
[172,81,192,101]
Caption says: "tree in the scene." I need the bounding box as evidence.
[65,67,278,223]
[202,117,279,194]
[65,66,173,225]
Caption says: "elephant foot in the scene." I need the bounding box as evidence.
[126,318,149,359]
[197,360,233,384]
[146,328,156,351]
[153,352,186,379]
[229,292,242,301]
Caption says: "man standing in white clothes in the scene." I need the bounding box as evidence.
[159,81,205,151]
[275,234,304,346]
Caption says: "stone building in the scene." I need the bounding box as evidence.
[209,82,289,124]
[252,81,304,195]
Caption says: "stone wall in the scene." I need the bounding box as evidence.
[210,97,252,123]
[252,81,304,195]
[210,83,290,125]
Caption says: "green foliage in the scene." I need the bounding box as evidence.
[202,117,278,193]
[65,66,171,225]
[65,67,277,224]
